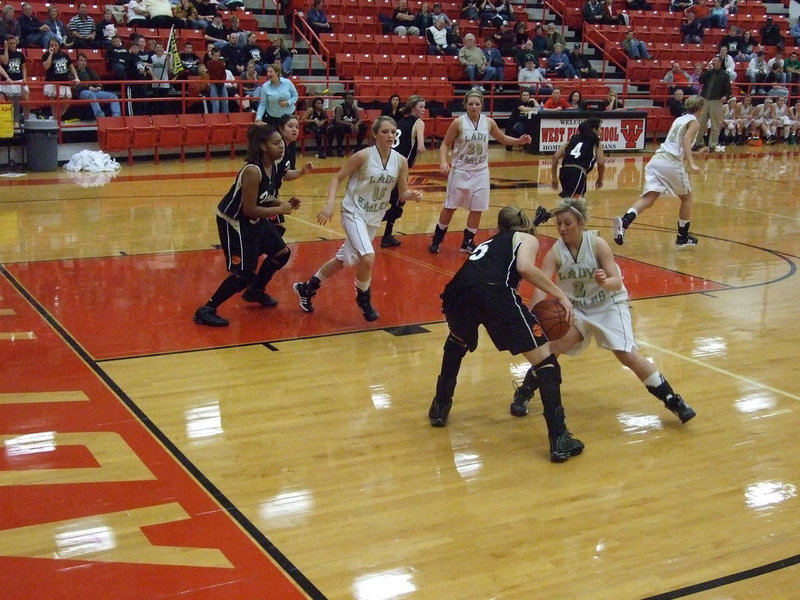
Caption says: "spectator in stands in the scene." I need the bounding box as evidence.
[459,33,496,88]
[764,62,789,97]
[126,39,152,114]
[506,89,539,138]
[43,38,80,119]
[601,0,627,25]
[569,43,598,78]
[543,86,570,109]
[95,9,117,50]
[625,0,653,11]
[479,0,511,29]
[447,21,463,48]
[393,0,420,36]
[330,90,367,155]
[105,35,129,80]
[18,3,49,49]
[67,3,97,49]
[126,0,149,28]
[790,17,800,47]
[704,0,727,29]
[264,36,295,76]
[149,41,173,112]
[492,20,516,56]
[382,94,402,119]
[516,39,537,67]
[461,0,481,21]
[689,61,703,92]
[222,31,246,75]
[193,0,217,27]
[719,25,742,60]
[603,89,624,109]
[759,16,782,47]
[256,64,298,127]
[187,62,209,111]
[179,41,202,75]
[302,96,331,158]
[766,47,786,82]
[784,50,800,84]
[694,55,731,149]
[74,52,121,119]
[308,0,332,35]
[241,33,266,73]
[427,16,458,55]
[43,6,71,50]
[623,30,652,59]
[718,46,736,81]
[747,50,769,94]
[514,21,529,46]
[568,90,584,109]
[670,0,693,13]
[482,37,506,90]
[173,0,204,30]
[518,56,551,93]
[431,3,453,29]
[583,0,604,26]
[205,14,229,47]
[206,46,228,113]
[667,87,687,116]
[145,0,175,28]
[416,2,435,33]
[681,12,704,44]
[228,15,248,48]
[0,36,31,122]
[738,29,758,62]
[531,24,548,54]
[545,23,566,51]
[662,60,693,94]
[548,42,579,78]
[0,6,21,43]
[240,60,261,111]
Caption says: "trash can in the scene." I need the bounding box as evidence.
[24,119,59,172]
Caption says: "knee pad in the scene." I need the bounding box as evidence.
[445,333,470,357]
[533,354,561,386]
[269,248,291,270]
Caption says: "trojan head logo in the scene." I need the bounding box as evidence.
[230,255,242,266]
[620,120,644,149]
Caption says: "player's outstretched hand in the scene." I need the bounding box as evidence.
[517,134,532,146]
[317,204,334,225]
[300,162,314,175]
[288,196,301,209]
[439,162,451,176]
[595,179,604,189]
[408,189,423,203]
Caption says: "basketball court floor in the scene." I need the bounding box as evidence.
[1,142,799,599]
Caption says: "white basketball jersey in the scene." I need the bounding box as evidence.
[341,146,401,227]
[452,113,490,172]
[657,113,697,160]
[554,230,628,312]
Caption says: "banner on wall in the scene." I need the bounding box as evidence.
[538,116,647,152]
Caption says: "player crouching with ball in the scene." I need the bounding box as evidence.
[428,206,584,463]
[511,197,696,424]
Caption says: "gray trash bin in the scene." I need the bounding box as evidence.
[24,119,59,172]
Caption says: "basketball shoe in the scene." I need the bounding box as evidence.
[664,395,696,423]
[293,281,316,313]
[549,430,585,463]
[510,383,535,417]
[428,396,452,427]
[242,288,278,308]
[460,239,477,254]
[356,288,379,322]
[193,306,229,327]
[380,235,401,248]
[675,234,698,247]
[613,216,625,246]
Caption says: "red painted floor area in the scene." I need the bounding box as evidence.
[0,276,311,600]
[7,235,726,360]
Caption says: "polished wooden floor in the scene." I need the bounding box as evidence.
[2,142,800,600]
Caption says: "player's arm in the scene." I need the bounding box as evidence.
[318,149,367,225]
[284,161,314,181]
[594,142,605,189]
[395,155,423,203]
[593,236,623,291]
[551,141,567,190]
[682,119,703,170]
[413,117,426,154]
[516,233,573,324]
[488,116,531,147]
[240,165,295,220]
[439,117,460,175]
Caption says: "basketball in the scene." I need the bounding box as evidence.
[532,298,570,341]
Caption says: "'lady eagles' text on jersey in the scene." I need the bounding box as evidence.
[342,146,401,226]
[452,113,489,170]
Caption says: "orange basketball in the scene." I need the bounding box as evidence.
[532,298,570,341]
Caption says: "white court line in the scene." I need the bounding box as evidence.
[639,340,800,402]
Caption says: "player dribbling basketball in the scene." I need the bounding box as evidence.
[511,197,696,424]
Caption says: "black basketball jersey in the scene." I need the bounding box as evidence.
[4,50,25,81]
[444,230,523,295]
[217,161,278,223]
[275,142,296,192]
[393,114,419,167]
[561,130,599,172]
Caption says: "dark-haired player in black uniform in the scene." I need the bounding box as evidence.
[193,123,301,327]
[551,117,605,199]
[428,206,584,462]
[380,95,427,248]
[330,91,368,156]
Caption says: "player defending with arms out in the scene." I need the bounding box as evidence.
[429,90,531,255]
[194,123,301,326]
[613,95,708,248]
[428,206,584,463]
[293,116,423,322]
[380,94,427,249]
[510,197,696,423]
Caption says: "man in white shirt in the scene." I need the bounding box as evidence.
[517,57,551,94]
[718,46,736,82]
